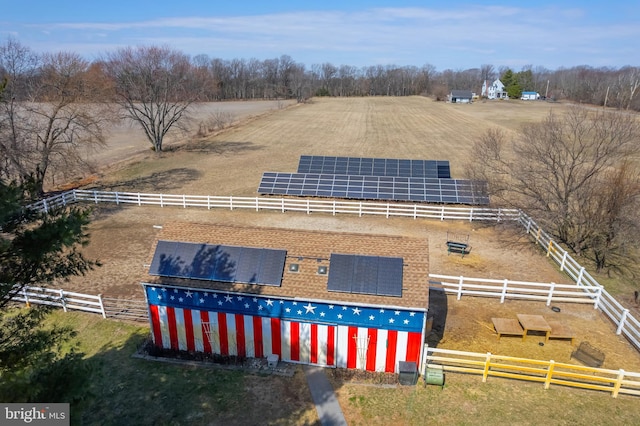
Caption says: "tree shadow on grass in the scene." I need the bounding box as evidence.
[97,168,202,193]
[74,326,319,425]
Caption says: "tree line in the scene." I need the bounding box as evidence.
[2,38,639,105]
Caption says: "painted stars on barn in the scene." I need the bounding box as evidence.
[146,285,423,333]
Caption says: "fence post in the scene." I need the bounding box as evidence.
[576,267,585,286]
[98,294,107,319]
[332,200,336,216]
[359,202,363,217]
[42,198,48,214]
[93,190,98,204]
[137,192,141,206]
[560,251,568,271]
[616,309,629,335]
[307,199,310,214]
[500,279,508,303]
[281,198,285,213]
[612,369,625,398]
[256,197,259,212]
[544,360,555,389]
[115,191,119,205]
[413,204,417,220]
[546,283,555,306]
[160,194,164,207]
[386,203,390,219]
[469,208,473,222]
[526,217,532,234]
[207,195,211,210]
[73,189,78,203]
[457,276,464,300]
[593,286,603,309]
[183,194,187,208]
[440,206,445,221]
[23,287,30,308]
[482,353,491,382]
[59,289,67,312]
[229,196,233,210]
[546,240,553,257]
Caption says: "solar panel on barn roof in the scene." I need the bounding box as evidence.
[149,241,287,286]
[327,253,403,297]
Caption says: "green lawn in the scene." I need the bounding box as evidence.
[39,310,640,425]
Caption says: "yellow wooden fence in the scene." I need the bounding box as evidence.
[422,345,640,398]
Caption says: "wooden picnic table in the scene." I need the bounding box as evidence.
[517,314,552,342]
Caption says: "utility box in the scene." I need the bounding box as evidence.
[267,354,279,368]
[398,361,418,385]
[424,364,445,387]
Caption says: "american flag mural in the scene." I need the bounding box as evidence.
[143,284,426,373]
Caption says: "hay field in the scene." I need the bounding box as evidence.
[63,97,640,424]
[95,97,566,194]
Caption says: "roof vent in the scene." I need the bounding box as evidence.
[317,265,328,275]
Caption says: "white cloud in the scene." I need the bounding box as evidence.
[6,5,640,69]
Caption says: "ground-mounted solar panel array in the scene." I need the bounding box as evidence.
[297,155,451,178]
[257,173,489,204]
[327,253,404,297]
[149,240,287,286]
[257,155,490,205]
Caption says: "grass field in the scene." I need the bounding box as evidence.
[44,310,640,425]
[48,97,640,424]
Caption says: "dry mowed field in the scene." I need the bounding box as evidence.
[64,97,640,423]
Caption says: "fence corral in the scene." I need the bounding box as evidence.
[423,345,640,398]
[24,190,640,353]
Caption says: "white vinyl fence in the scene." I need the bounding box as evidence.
[515,212,640,352]
[12,286,106,317]
[428,275,603,307]
[25,189,640,352]
[30,189,520,222]
[10,286,149,322]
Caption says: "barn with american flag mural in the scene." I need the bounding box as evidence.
[142,222,429,373]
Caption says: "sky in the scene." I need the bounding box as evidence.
[2,1,639,70]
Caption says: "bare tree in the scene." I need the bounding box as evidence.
[0,40,111,194]
[468,107,640,272]
[103,46,203,152]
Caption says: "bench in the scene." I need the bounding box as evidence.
[547,320,576,345]
[446,241,469,257]
[491,318,524,340]
[571,341,605,368]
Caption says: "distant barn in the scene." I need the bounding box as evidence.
[449,90,474,103]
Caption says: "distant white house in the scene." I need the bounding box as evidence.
[520,91,540,100]
[481,79,508,99]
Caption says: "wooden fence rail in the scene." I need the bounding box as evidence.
[102,297,149,322]
[428,275,603,307]
[422,345,640,398]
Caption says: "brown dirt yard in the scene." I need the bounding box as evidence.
[59,96,640,375]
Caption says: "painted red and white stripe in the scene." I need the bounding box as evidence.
[149,304,422,373]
